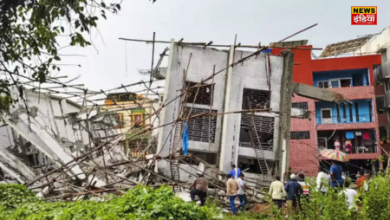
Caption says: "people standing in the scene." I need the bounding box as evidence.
[363,171,371,192]
[345,140,352,153]
[340,181,358,211]
[316,167,329,195]
[285,174,303,218]
[334,139,341,151]
[330,161,344,189]
[269,175,286,210]
[229,164,241,180]
[356,169,366,192]
[237,173,248,211]
[226,174,239,215]
[297,174,310,201]
[189,173,208,206]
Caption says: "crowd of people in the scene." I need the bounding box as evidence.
[188,161,373,217]
[189,164,249,215]
[269,161,373,218]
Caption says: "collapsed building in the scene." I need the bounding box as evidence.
[0,37,346,204]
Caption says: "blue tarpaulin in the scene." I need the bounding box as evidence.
[182,123,189,156]
[346,131,354,139]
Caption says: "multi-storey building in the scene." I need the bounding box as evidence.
[351,27,390,154]
[157,42,298,182]
[104,92,156,154]
[272,45,382,176]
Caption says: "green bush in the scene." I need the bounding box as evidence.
[2,174,390,220]
[263,173,390,220]
[0,185,216,220]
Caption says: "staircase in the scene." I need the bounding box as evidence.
[247,112,269,176]
[170,122,182,192]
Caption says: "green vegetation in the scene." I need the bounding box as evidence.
[0,184,217,220]
[1,173,390,219]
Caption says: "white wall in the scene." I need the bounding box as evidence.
[354,27,390,56]
[157,43,228,157]
[159,44,286,175]
[219,51,284,172]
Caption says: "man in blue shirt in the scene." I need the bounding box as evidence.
[285,174,303,218]
[229,164,241,180]
[330,161,344,188]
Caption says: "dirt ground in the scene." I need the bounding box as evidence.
[251,203,287,215]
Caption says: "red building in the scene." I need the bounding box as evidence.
[272,46,383,176]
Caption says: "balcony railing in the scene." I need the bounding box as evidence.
[316,114,373,124]
[324,145,377,154]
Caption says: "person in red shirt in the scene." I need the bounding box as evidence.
[356,170,365,191]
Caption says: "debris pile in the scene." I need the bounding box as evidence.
[0,25,327,206]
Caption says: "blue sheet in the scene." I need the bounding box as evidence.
[346,131,354,139]
[182,123,189,156]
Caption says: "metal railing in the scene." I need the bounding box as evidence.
[317,114,373,124]
[326,145,377,154]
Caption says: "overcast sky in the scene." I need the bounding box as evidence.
[53,0,390,97]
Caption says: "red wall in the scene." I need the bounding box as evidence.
[272,47,382,176]
[271,46,313,85]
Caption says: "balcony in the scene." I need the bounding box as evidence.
[313,69,370,88]
[318,129,379,159]
[374,61,390,82]
[316,114,373,125]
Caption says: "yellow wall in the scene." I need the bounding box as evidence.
[103,99,153,134]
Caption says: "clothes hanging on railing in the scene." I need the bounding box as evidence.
[362,131,370,140]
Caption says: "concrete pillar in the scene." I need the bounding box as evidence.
[277,51,295,180]
[219,46,236,173]
[156,40,181,157]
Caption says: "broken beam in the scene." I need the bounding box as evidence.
[292,83,344,102]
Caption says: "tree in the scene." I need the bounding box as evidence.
[0,0,121,113]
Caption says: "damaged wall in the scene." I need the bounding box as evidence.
[158,42,288,175]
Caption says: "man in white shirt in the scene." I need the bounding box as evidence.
[316,167,329,195]
[340,181,358,211]
[237,173,247,211]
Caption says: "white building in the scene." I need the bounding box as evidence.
[156,42,295,180]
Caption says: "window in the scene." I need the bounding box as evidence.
[330,80,340,88]
[240,114,274,150]
[355,103,359,122]
[318,81,329,89]
[184,107,217,143]
[132,113,144,126]
[242,88,271,110]
[349,105,353,122]
[292,102,308,111]
[376,96,385,113]
[291,131,310,140]
[321,109,332,124]
[107,93,137,102]
[386,79,390,91]
[342,106,347,122]
[336,104,340,122]
[114,113,124,128]
[379,126,387,140]
[340,79,351,87]
[186,81,214,105]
